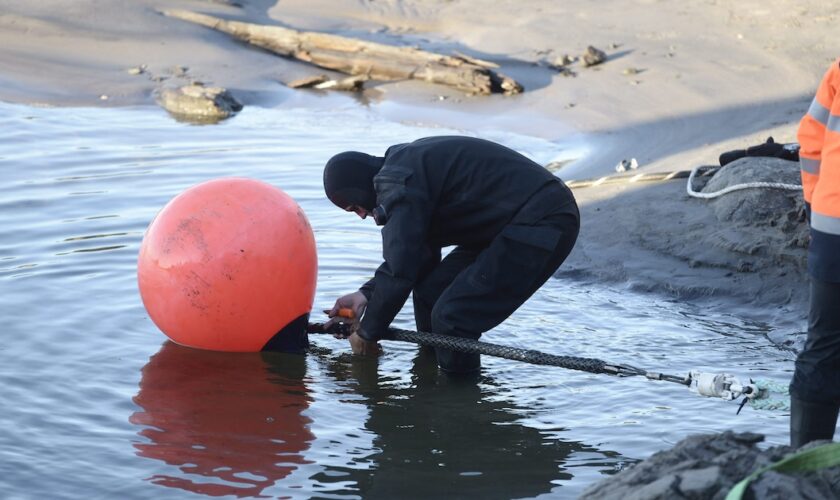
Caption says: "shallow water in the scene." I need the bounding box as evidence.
[0,101,797,499]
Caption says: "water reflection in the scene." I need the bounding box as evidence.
[319,348,613,498]
[130,342,314,497]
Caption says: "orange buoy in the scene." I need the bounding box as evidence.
[137,178,317,352]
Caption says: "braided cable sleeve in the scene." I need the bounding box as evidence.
[384,327,611,375]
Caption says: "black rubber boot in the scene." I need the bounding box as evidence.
[790,397,840,449]
[435,347,481,375]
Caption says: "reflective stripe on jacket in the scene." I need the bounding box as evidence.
[798,58,840,282]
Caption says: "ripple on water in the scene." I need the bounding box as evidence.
[0,102,795,499]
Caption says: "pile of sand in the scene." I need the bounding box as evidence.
[563,156,807,312]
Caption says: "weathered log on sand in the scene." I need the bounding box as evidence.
[161,9,523,95]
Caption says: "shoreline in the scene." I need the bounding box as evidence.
[1,0,832,170]
[0,0,820,320]
[0,0,819,323]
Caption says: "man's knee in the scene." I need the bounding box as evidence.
[430,303,478,340]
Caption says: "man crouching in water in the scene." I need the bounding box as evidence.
[323,136,580,374]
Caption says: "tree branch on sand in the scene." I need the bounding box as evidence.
[160,9,523,95]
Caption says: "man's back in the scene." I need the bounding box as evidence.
[379,136,560,247]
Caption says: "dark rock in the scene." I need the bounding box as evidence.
[580,432,840,500]
[702,157,802,225]
[582,45,607,67]
[157,84,242,123]
[693,156,809,272]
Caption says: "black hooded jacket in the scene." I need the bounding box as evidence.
[359,136,573,341]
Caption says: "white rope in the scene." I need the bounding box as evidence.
[749,379,791,412]
[565,170,694,189]
[686,164,801,199]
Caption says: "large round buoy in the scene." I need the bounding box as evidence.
[137,178,317,352]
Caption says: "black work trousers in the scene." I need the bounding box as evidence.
[790,277,840,405]
[412,182,580,373]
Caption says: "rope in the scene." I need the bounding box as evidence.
[307,323,792,411]
[685,164,801,199]
[563,164,801,200]
[565,169,708,189]
[386,326,612,375]
[308,322,685,382]
[749,379,791,411]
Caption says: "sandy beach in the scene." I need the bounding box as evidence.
[1,0,831,323]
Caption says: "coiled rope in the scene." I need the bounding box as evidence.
[750,379,791,411]
[685,165,801,199]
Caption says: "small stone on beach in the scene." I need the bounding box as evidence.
[157,84,242,122]
[615,158,639,172]
[554,54,576,67]
[582,45,607,67]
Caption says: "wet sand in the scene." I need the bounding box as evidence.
[0,0,831,321]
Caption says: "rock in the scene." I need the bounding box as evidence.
[701,157,802,226]
[552,54,576,67]
[156,84,242,123]
[582,45,607,67]
[127,65,147,76]
[615,158,639,173]
[621,474,679,500]
[557,66,577,77]
[580,432,840,500]
[678,465,721,495]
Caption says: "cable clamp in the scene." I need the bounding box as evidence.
[688,371,762,401]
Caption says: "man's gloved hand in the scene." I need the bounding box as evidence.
[324,291,368,337]
[324,292,381,355]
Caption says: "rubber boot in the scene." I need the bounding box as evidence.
[435,347,481,376]
[790,397,840,449]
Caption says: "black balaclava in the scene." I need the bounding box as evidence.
[323,151,384,210]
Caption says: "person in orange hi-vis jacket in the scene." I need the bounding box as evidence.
[789,58,840,448]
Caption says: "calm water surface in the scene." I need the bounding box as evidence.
[0,102,797,499]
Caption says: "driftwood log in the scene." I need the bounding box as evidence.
[161,9,523,95]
